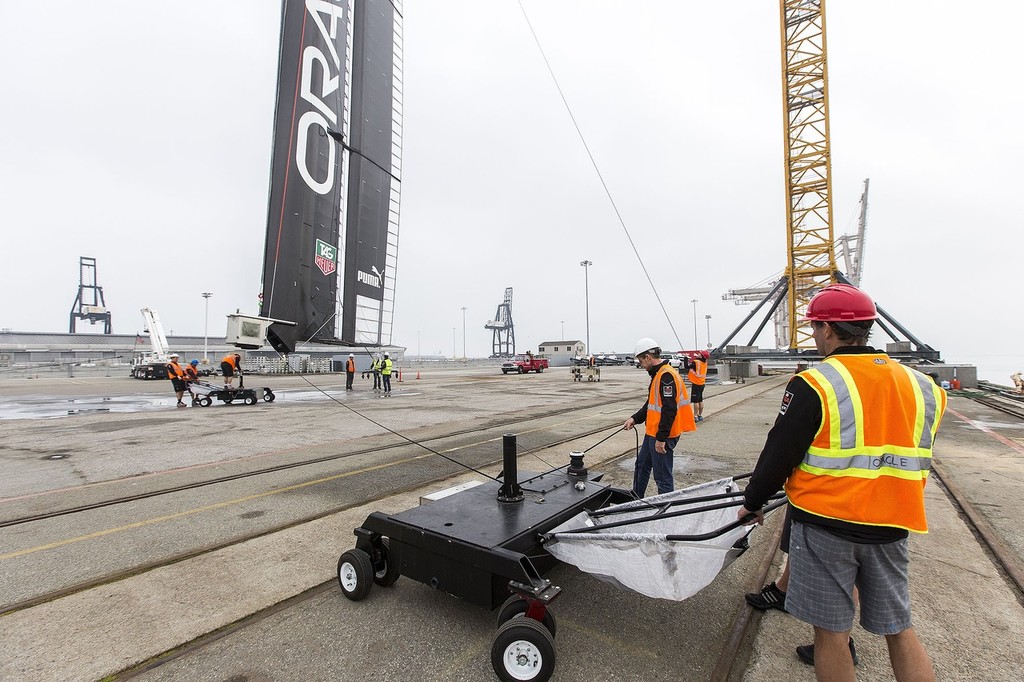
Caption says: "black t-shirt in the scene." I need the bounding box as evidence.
[742,347,908,544]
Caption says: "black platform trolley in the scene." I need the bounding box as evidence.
[336,434,630,682]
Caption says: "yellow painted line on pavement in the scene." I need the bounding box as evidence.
[0,454,430,561]
[1,410,627,562]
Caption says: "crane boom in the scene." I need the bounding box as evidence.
[140,307,171,359]
[779,0,838,349]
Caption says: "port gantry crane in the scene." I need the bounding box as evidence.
[484,287,516,358]
[716,0,938,362]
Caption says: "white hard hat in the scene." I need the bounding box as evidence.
[633,338,659,358]
[169,353,179,358]
[349,353,354,357]
[384,352,390,357]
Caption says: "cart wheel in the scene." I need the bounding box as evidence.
[496,595,557,637]
[491,616,556,682]
[372,537,401,587]
[263,388,275,402]
[536,367,543,373]
[337,549,373,600]
[200,397,212,407]
[244,395,257,406]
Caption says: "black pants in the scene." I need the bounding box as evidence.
[382,374,391,393]
[346,371,354,390]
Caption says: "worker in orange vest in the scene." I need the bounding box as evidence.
[345,353,356,391]
[220,353,242,390]
[738,283,946,677]
[688,350,708,422]
[165,353,188,407]
[623,337,697,497]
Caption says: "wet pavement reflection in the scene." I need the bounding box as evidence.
[0,387,409,420]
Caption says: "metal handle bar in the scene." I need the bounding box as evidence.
[542,492,785,539]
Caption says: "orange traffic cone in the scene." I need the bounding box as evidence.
[416,371,421,380]
[397,369,403,382]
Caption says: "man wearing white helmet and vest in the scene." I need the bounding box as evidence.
[345,353,356,391]
[738,283,946,679]
[623,337,696,497]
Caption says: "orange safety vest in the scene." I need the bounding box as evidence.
[221,354,239,369]
[184,365,199,381]
[166,361,185,380]
[785,354,947,534]
[346,358,355,372]
[688,358,707,386]
[644,363,697,438]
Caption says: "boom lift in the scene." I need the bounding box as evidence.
[131,308,173,379]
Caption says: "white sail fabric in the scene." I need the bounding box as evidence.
[545,477,753,601]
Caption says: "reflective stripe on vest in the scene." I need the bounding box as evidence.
[785,354,946,533]
[688,359,707,386]
[645,363,696,438]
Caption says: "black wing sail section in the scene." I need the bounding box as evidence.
[260,0,350,353]
[341,0,402,346]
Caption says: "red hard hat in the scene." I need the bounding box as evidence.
[804,283,877,321]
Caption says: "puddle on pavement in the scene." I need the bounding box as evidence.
[0,387,416,420]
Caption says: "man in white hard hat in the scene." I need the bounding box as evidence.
[165,353,188,407]
[345,353,356,391]
[623,338,696,497]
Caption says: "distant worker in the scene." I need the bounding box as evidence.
[737,283,946,678]
[165,353,187,408]
[183,359,201,405]
[588,354,596,368]
[688,350,708,422]
[381,352,393,397]
[221,353,242,390]
[184,359,200,382]
[1012,371,1024,394]
[623,338,696,497]
[371,353,383,392]
[345,353,356,391]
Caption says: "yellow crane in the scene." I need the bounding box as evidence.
[779,0,837,350]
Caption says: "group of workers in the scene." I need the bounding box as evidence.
[348,352,393,396]
[625,283,946,681]
[164,353,242,407]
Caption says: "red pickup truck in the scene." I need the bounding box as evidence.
[501,354,549,374]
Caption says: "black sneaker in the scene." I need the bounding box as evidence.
[744,581,787,612]
[796,637,859,666]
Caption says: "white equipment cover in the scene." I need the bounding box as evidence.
[545,477,753,601]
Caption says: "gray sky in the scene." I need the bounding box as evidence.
[1,1,1021,381]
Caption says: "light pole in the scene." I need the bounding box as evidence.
[461,306,467,360]
[705,314,712,349]
[417,330,421,359]
[561,320,565,340]
[690,298,699,349]
[453,327,456,360]
[580,260,592,353]
[201,292,212,363]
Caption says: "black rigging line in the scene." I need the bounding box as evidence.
[266,346,500,483]
[516,0,684,351]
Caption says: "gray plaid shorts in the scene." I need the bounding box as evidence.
[786,521,913,635]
